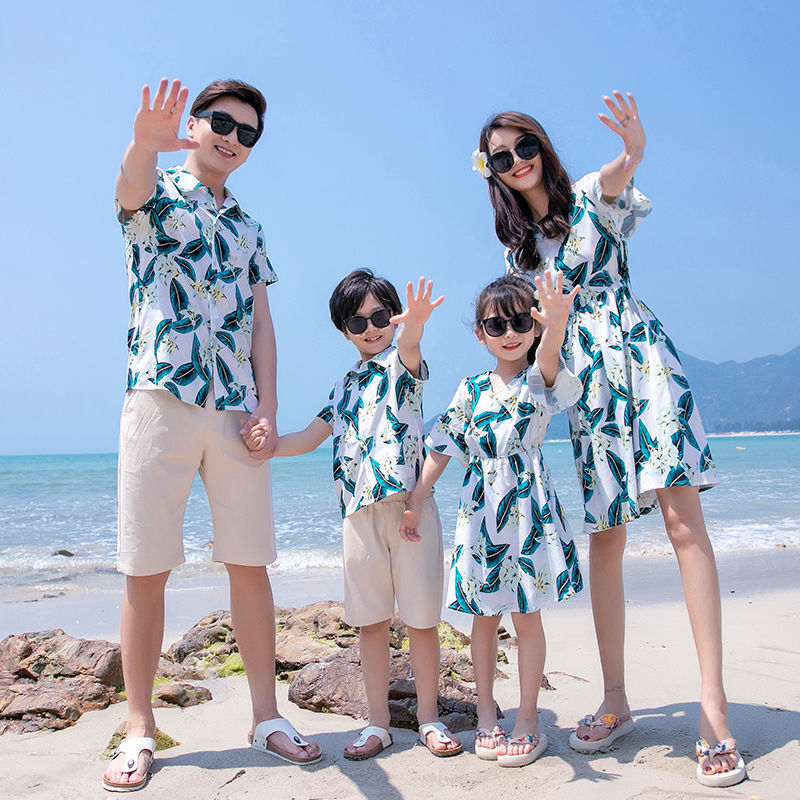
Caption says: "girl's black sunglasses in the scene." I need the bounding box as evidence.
[344,308,393,335]
[194,110,262,148]
[487,134,541,174]
[480,312,534,337]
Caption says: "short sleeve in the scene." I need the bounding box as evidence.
[316,387,335,424]
[114,170,163,227]
[527,356,582,414]
[573,171,652,240]
[249,225,278,286]
[425,380,473,467]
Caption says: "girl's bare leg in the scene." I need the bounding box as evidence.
[471,615,504,753]
[505,611,546,756]
[575,524,632,742]
[657,485,737,775]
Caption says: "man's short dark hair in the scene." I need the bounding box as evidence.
[190,79,267,135]
[329,269,403,331]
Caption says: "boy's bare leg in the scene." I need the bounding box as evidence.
[575,524,631,742]
[103,571,169,788]
[226,564,321,760]
[408,625,460,752]
[344,619,392,756]
[471,614,504,753]
[657,486,737,775]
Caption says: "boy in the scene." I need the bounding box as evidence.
[106,78,320,792]
[251,270,461,758]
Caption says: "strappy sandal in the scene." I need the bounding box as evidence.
[497,731,548,768]
[569,713,635,753]
[474,725,506,761]
[696,737,747,787]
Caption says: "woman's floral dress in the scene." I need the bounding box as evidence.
[428,362,583,616]
[509,172,718,533]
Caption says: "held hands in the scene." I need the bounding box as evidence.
[240,410,277,460]
[390,277,445,329]
[598,91,645,171]
[531,270,580,335]
[133,78,200,155]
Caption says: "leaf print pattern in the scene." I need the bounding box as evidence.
[119,167,277,412]
[318,347,429,518]
[508,172,718,533]
[430,361,583,616]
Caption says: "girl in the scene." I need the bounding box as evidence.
[401,273,582,768]
[472,93,745,787]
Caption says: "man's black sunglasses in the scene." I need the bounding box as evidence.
[194,110,262,148]
[344,308,393,335]
[488,134,541,174]
[480,312,535,337]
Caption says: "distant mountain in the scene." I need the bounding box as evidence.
[544,345,800,439]
[678,346,800,433]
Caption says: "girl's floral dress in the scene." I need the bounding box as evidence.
[428,362,583,616]
[509,173,718,533]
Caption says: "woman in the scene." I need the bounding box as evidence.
[471,93,745,787]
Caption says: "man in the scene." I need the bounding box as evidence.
[104,78,321,792]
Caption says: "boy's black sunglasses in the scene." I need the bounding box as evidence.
[487,134,541,174]
[480,312,534,337]
[344,308,393,335]
[194,110,262,148]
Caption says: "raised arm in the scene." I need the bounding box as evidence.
[531,270,580,387]
[391,277,444,378]
[597,91,646,203]
[273,418,332,457]
[399,449,450,542]
[115,78,200,213]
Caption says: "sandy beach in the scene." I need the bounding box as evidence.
[1,549,798,799]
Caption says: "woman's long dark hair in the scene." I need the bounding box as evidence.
[479,112,572,272]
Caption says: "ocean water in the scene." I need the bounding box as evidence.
[0,435,798,592]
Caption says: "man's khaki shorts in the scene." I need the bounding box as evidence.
[117,388,275,576]
[342,491,443,629]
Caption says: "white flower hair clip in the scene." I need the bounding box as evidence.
[471,149,491,179]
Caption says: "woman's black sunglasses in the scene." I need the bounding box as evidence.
[344,308,393,335]
[480,312,534,337]
[487,134,541,174]
[194,110,262,148]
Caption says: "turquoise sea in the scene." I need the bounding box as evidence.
[0,435,798,592]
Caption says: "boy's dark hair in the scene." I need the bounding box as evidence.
[191,79,267,135]
[329,269,403,332]
[474,275,541,365]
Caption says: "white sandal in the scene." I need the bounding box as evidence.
[102,737,156,793]
[418,721,463,757]
[344,725,393,760]
[249,718,322,765]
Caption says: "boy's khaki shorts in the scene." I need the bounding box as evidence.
[342,491,443,629]
[117,388,276,576]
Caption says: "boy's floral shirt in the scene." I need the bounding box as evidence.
[317,346,428,518]
[118,166,277,412]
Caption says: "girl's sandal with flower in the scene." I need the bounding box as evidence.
[497,731,548,768]
[474,725,506,761]
[569,713,635,753]
[695,737,747,787]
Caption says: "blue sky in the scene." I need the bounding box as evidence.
[1,1,797,455]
